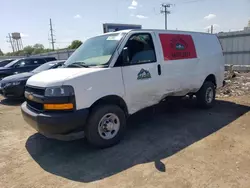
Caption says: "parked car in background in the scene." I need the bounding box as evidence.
[0,57,56,80]
[0,59,15,67]
[0,60,65,99]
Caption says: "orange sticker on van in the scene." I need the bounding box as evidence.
[159,34,197,61]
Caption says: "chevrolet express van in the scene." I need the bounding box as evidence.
[21,29,224,148]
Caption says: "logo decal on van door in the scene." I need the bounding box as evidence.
[137,69,151,80]
[176,43,186,50]
[159,34,197,61]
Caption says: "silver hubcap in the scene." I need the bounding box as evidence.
[206,87,214,103]
[98,113,120,140]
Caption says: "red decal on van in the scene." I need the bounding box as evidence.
[159,34,197,61]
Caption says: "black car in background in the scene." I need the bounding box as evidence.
[0,59,15,67]
[0,60,65,99]
[0,57,56,80]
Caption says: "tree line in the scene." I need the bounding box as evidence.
[0,40,82,56]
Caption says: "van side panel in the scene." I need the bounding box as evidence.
[154,31,200,97]
[153,31,224,98]
[192,34,224,88]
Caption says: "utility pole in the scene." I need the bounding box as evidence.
[6,33,15,52]
[161,3,172,30]
[49,18,55,51]
[211,25,214,34]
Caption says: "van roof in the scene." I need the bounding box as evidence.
[99,29,215,36]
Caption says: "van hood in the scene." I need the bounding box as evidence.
[26,68,105,87]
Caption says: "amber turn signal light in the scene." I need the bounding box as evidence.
[44,103,74,110]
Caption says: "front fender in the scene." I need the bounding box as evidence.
[63,67,125,110]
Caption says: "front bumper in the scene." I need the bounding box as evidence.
[21,102,89,140]
[0,85,25,99]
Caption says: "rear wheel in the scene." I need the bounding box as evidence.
[196,81,216,108]
[85,104,126,148]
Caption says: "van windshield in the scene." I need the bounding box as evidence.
[64,33,125,67]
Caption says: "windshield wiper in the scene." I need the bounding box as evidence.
[67,61,90,68]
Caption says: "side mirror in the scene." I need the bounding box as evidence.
[122,47,129,64]
[13,64,19,68]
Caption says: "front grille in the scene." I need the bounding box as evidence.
[0,82,6,88]
[26,86,45,96]
[27,99,43,112]
[25,86,45,112]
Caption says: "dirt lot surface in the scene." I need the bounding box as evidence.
[217,72,250,98]
[0,94,250,188]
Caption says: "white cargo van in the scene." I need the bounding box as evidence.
[21,29,224,148]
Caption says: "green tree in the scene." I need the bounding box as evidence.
[33,43,44,49]
[0,49,4,56]
[32,43,45,54]
[69,40,82,49]
[5,52,12,56]
[23,46,34,55]
[32,48,44,55]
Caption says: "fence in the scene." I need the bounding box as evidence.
[218,30,250,65]
[32,49,75,60]
[0,55,25,60]
[0,49,75,61]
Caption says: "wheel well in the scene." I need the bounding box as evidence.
[205,74,216,87]
[90,95,129,117]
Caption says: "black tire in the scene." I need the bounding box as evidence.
[85,104,126,148]
[196,81,216,108]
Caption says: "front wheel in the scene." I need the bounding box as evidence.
[196,81,216,108]
[85,105,126,148]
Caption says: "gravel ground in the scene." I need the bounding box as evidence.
[217,72,250,98]
[0,95,250,188]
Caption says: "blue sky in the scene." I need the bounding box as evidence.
[1,0,250,53]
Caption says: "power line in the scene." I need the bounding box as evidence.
[160,3,172,30]
[49,18,56,51]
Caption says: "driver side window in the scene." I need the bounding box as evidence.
[125,33,156,65]
[14,60,26,68]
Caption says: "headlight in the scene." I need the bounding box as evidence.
[5,81,21,87]
[44,86,74,97]
[12,81,21,86]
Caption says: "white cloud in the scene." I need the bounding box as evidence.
[204,14,216,20]
[136,15,148,19]
[128,6,136,9]
[132,0,138,6]
[74,14,82,19]
[20,33,29,37]
[128,0,138,9]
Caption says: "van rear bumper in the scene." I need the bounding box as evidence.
[21,102,89,140]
